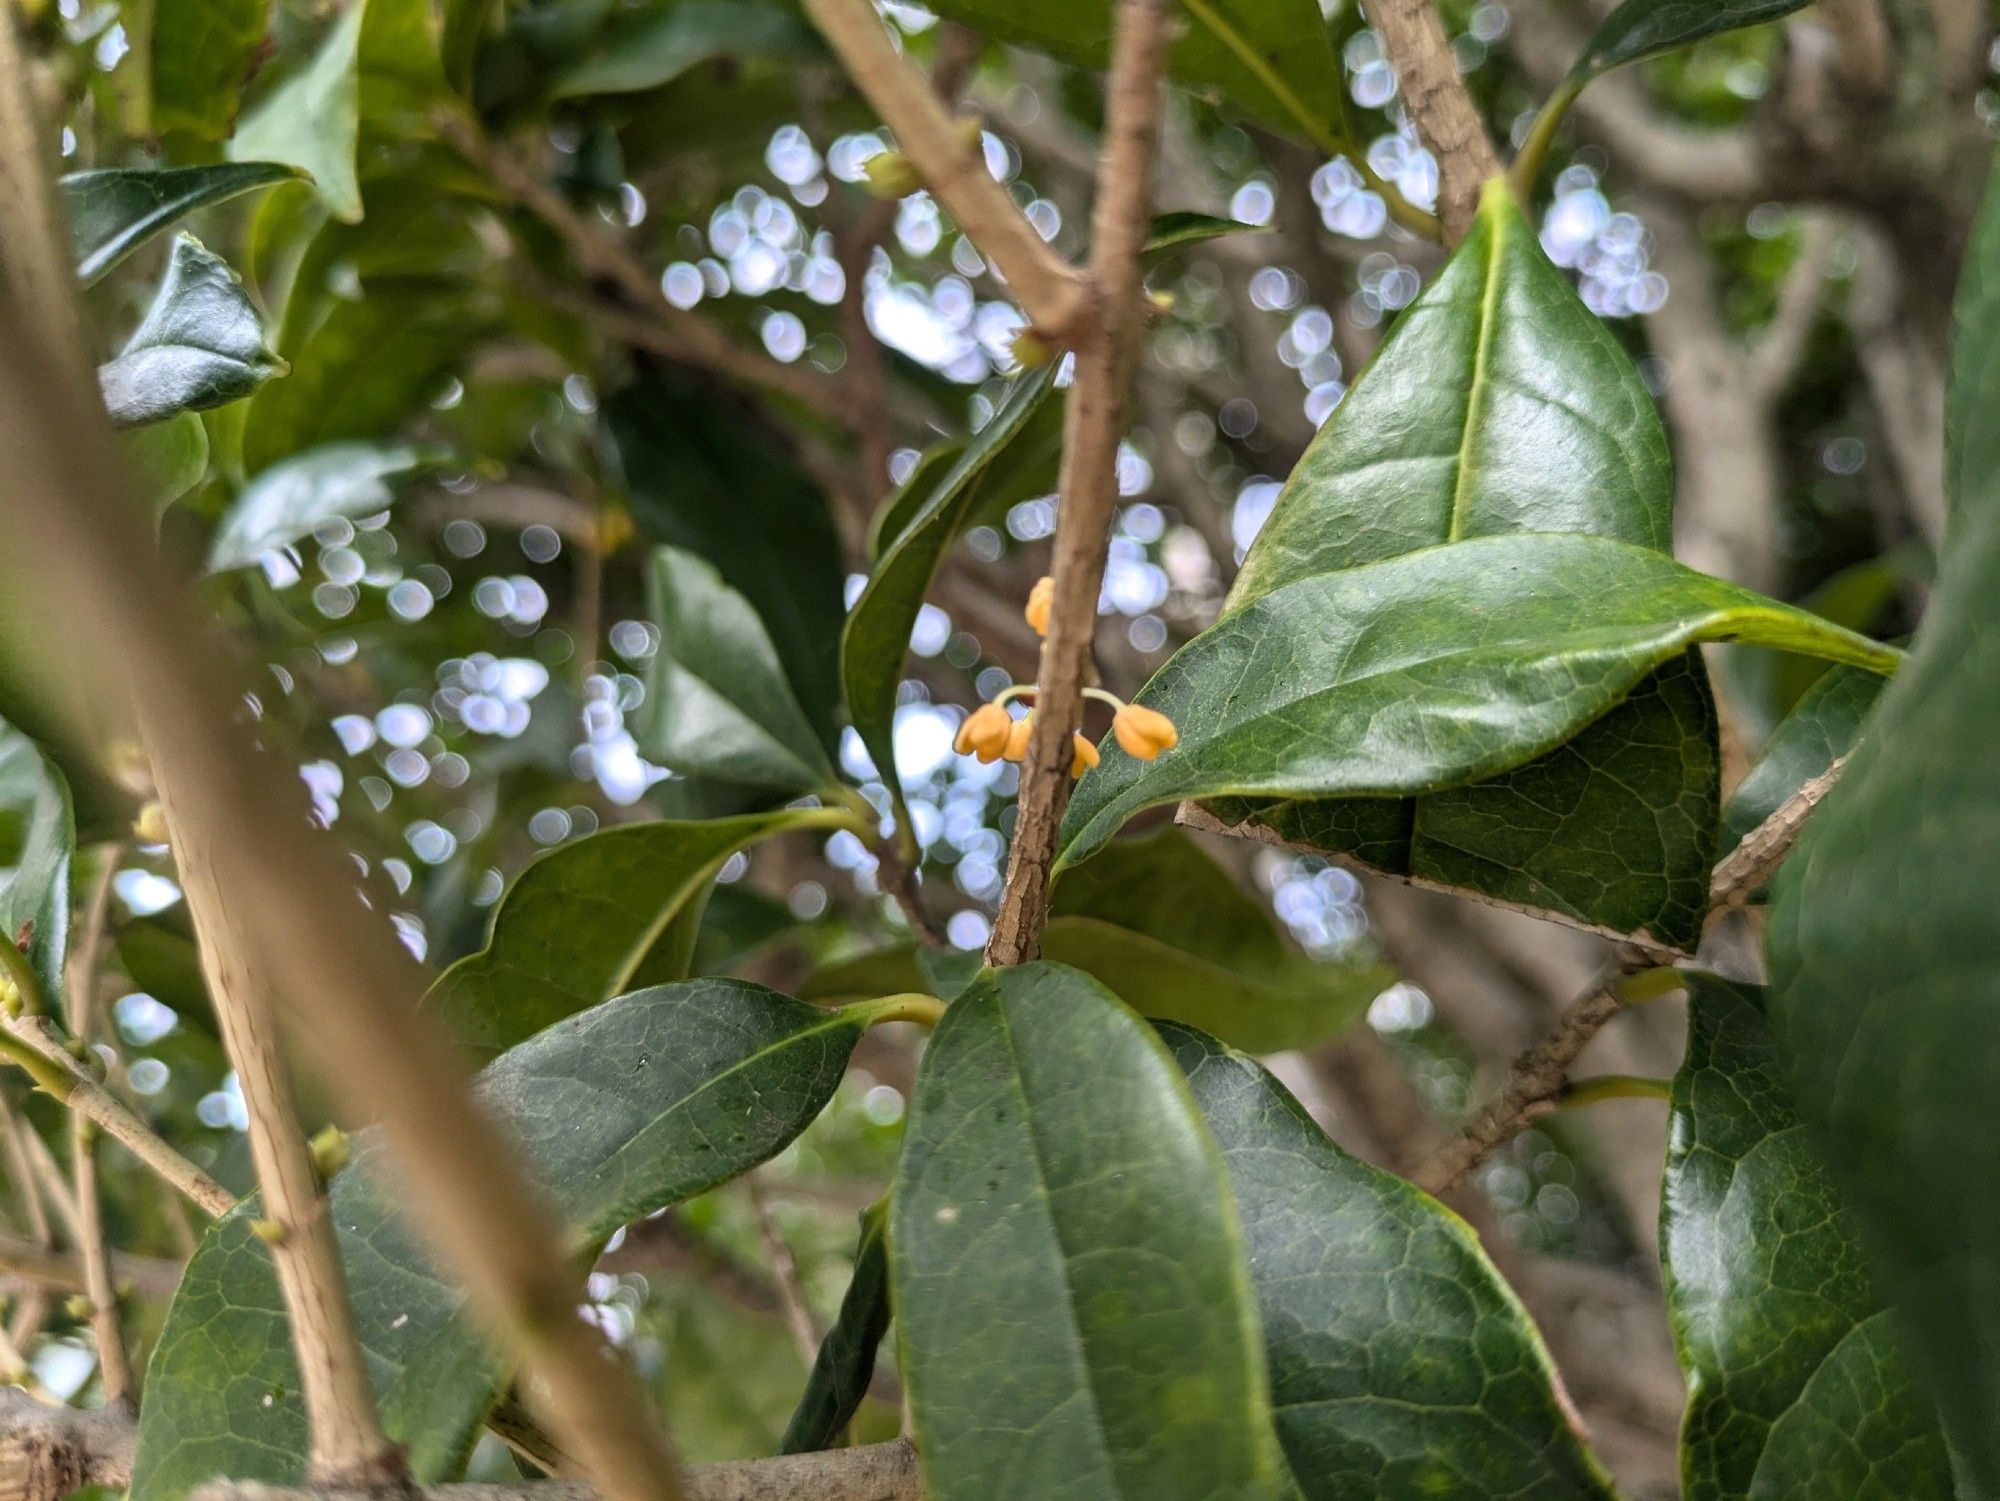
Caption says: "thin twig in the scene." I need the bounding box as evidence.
[986,0,1173,965]
[149,784,404,1486]
[1358,0,1501,243]
[0,1227,181,1300]
[801,0,1093,343]
[0,1105,54,1364]
[1708,754,1850,915]
[0,86,691,1501]
[0,1015,231,1218]
[4,1114,78,1247]
[745,1176,820,1368]
[1411,960,1660,1196]
[63,846,131,1404]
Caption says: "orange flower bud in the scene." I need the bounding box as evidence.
[1024,576,1054,636]
[1112,703,1180,760]
[1004,713,1033,761]
[1071,734,1100,778]
[953,702,1013,763]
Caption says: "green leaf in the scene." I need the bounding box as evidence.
[1201,183,1724,950]
[1044,827,1389,1052]
[207,442,442,572]
[97,235,283,429]
[1163,1022,1617,1499]
[552,0,825,98]
[1566,0,1812,87]
[891,962,1292,1501]
[638,546,839,795]
[240,282,478,473]
[1717,665,1884,863]
[804,832,1386,1052]
[1059,532,1897,879]
[843,367,1062,819]
[148,0,270,139]
[781,1197,890,1454]
[1140,210,1262,268]
[1950,160,2000,536]
[226,0,446,223]
[1766,156,2000,1494]
[0,739,72,1008]
[61,164,303,285]
[922,0,1348,150]
[424,808,849,1055]
[609,374,846,755]
[132,979,866,1501]
[1662,976,1953,1499]
[121,413,210,515]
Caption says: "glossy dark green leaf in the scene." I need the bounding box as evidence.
[920,0,1347,149]
[425,808,850,1054]
[0,739,72,1008]
[892,962,1292,1501]
[609,374,846,754]
[132,979,866,1501]
[638,546,839,795]
[552,0,824,98]
[843,367,1061,818]
[1043,827,1390,1052]
[1717,665,1884,862]
[781,1196,890,1454]
[1200,183,1724,949]
[148,0,269,139]
[98,236,283,429]
[1662,976,1953,1499]
[1163,1023,1616,1499]
[1059,532,1897,877]
[1767,156,2000,1495]
[61,164,303,285]
[1566,0,1812,87]
[1949,159,2000,537]
[207,442,443,572]
[226,0,446,222]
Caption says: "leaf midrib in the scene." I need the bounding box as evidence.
[1177,0,1341,154]
[1447,211,1506,543]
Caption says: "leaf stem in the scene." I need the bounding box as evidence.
[1508,79,1582,201]
[848,993,948,1030]
[1553,1073,1672,1109]
[0,934,48,1019]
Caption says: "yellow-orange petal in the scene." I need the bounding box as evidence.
[1003,713,1034,761]
[1112,703,1179,760]
[956,702,1013,761]
[1024,576,1054,636]
[1070,734,1100,778]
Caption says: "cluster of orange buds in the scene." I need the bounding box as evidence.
[952,700,1097,777]
[951,581,1180,777]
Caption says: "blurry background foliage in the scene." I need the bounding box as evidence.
[0,0,1988,1490]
